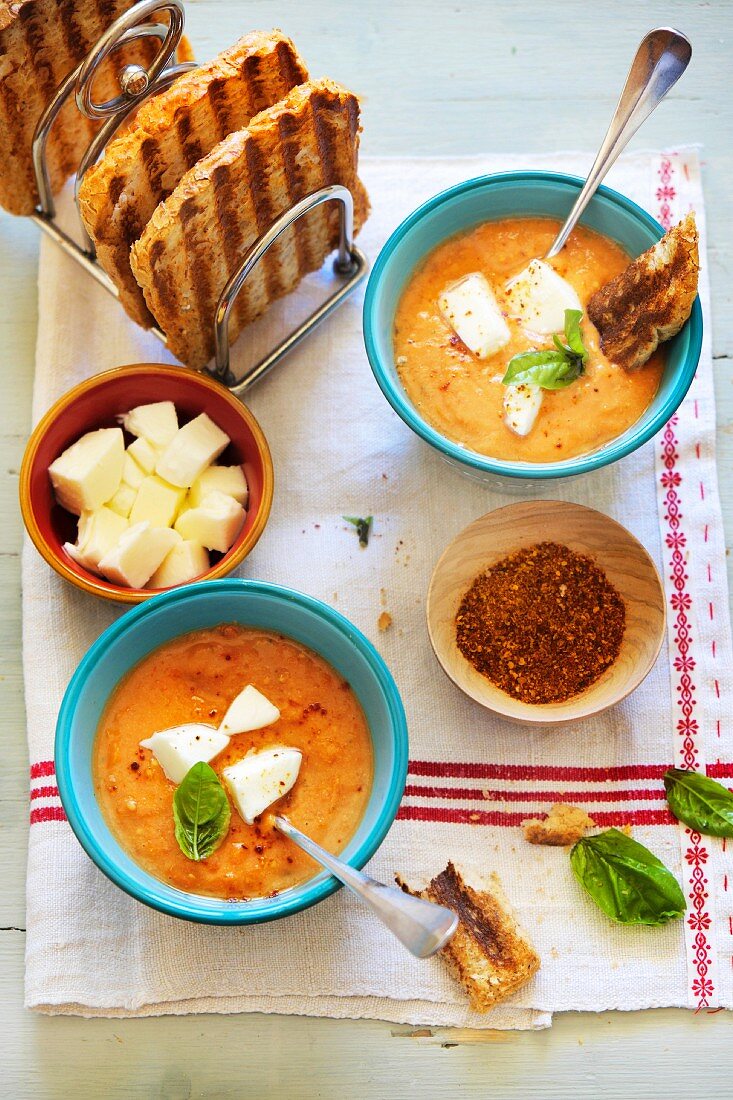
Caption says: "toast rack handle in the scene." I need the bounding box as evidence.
[75,0,185,120]
[213,183,365,390]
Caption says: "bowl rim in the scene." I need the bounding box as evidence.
[363,169,703,479]
[426,499,667,725]
[55,577,409,924]
[19,363,274,603]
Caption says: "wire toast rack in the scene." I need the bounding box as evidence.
[29,0,368,397]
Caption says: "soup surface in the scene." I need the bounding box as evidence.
[94,624,373,899]
[393,217,664,463]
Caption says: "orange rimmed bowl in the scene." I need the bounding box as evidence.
[20,364,274,603]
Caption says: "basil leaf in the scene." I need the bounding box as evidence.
[343,515,372,547]
[664,767,733,837]
[570,828,685,926]
[563,308,588,362]
[173,762,231,861]
[502,310,589,390]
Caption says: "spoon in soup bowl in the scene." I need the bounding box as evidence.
[274,814,459,958]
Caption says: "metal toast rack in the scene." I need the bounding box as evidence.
[29,0,368,397]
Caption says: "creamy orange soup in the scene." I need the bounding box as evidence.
[394,217,664,463]
[94,624,373,899]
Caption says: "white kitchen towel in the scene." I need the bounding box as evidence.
[22,149,733,1029]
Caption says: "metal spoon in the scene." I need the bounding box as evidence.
[545,27,692,259]
[274,815,458,958]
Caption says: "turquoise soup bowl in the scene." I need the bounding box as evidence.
[363,171,702,483]
[56,579,408,925]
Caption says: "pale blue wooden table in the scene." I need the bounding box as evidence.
[1,1,731,1095]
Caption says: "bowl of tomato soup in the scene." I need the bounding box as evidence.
[55,579,408,924]
[363,171,702,483]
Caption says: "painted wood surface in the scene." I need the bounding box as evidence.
[1,0,731,1095]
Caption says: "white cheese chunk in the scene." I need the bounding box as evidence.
[223,747,302,825]
[174,490,245,553]
[106,482,137,519]
[126,436,160,475]
[48,427,124,515]
[98,522,180,589]
[129,475,186,529]
[503,382,544,437]
[438,273,511,359]
[156,414,230,489]
[219,684,281,736]
[188,464,249,508]
[147,540,210,589]
[121,451,146,490]
[505,259,581,335]
[63,506,128,574]
[122,401,179,449]
[140,723,229,785]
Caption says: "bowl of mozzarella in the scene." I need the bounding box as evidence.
[20,364,273,602]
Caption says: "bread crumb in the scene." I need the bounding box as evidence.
[378,611,392,632]
[523,803,594,846]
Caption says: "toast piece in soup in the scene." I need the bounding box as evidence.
[130,78,370,369]
[399,863,540,1012]
[588,212,699,371]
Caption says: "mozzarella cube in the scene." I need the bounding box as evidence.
[98,522,180,589]
[188,465,249,508]
[174,491,245,553]
[63,506,128,574]
[438,273,511,359]
[121,451,146,490]
[129,475,186,529]
[140,723,229,785]
[122,401,178,449]
[219,684,280,736]
[48,428,124,515]
[503,382,544,437]
[505,260,581,335]
[127,436,160,475]
[156,414,230,489]
[107,482,137,519]
[147,540,209,589]
[223,747,302,825]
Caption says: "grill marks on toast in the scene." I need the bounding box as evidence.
[78,30,308,326]
[130,79,369,369]
[0,0,165,214]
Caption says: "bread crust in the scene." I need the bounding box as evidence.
[399,863,540,1013]
[0,1,188,215]
[587,212,699,370]
[130,78,370,369]
[79,29,308,327]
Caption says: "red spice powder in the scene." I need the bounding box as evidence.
[455,541,626,704]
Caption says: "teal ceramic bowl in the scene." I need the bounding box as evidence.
[55,579,408,925]
[363,171,703,482]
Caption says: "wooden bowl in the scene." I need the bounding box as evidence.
[427,501,666,725]
[20,364,274,604]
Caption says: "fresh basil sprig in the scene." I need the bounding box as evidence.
[664,767,733,837]
[344,515,372,547]
[503,308,589,390]
[173,762,231,861]
[570,828,685,926]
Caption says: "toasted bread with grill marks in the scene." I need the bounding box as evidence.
[130,78,370,369]
[79,30,308,327]
[399,863,540,1013]
[588,212,699,370]
[0,1,191,216]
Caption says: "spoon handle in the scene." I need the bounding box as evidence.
[274,815,458,958]
[545,27,692,259]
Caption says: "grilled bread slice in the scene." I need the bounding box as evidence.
[130,78,370,369]
[0,0,189,216]
[399,863,540,1013]
[79,30,308,327]
[588,212,699,370]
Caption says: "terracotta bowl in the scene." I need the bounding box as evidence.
[427,500,666,726]
[20,364,274,603]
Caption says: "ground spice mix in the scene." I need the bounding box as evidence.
[455,541,626,704]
